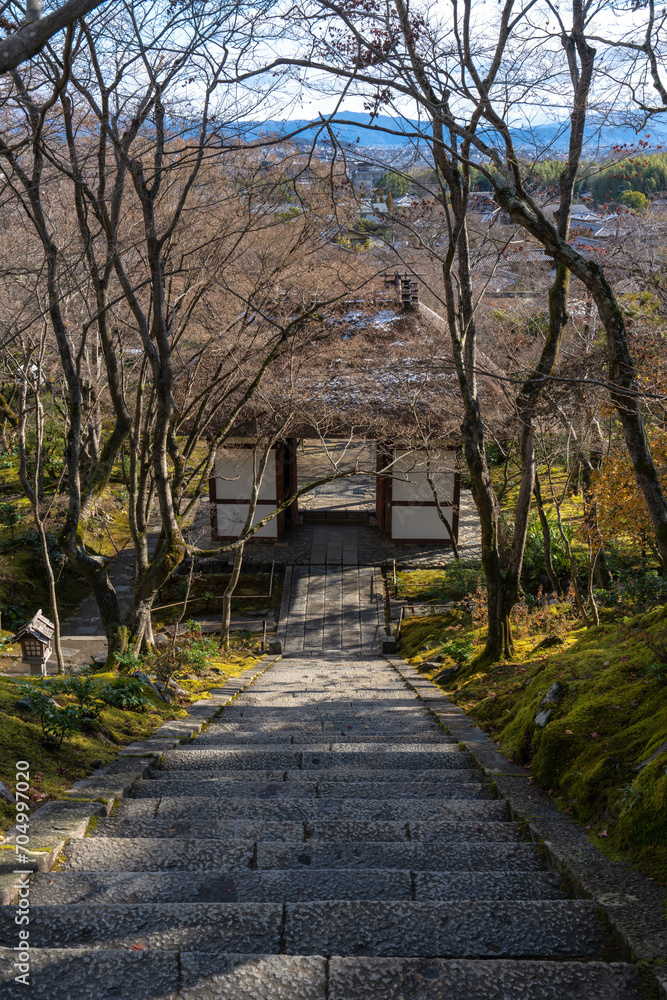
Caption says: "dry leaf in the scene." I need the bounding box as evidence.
[565,729,574,735]
[598,830,608,838]
[590,732,600,739]
[131,942,145,951]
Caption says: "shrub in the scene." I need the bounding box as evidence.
[444,562,484,601]
[0,501,21,537]
[100,677,150,711]
[601,565,667,613]
[441,636,475,664]
[181,636,218,674]
[16,681,87,748]
[521,511,570,595]
[112,650,145,676]
[619,190,649,214]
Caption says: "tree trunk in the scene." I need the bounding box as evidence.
[534,474,561,597]
[221,544,244,650]
[426,462,459,558]
[496,190,667,567]
[477,564,516,665]
[35,517,64,673]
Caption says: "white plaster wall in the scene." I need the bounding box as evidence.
[214,448,277,502]
[391,504,454,540]
[391,449,455,503]
[215,503,278,539]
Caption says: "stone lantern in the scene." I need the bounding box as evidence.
[11,610,54,676]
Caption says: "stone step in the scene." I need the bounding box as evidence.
[29,870,397,904]
[61,837,255,872]
[89,818,309,840]
[217,712,434,722]
[0,950,320,1000]
[120,796,508,822]
[61,837,541,873]
[31,868,566,905]
[283,900,610,958]
[326,958,643,1000]
[0,901,607,957]
[160,747,472,770]
[192,731,457,745]
[0,951,642,1000]
[0,903,281,951]
[87,817,524,843]
[318,781,490,799]
[208,722,440,734]
[130,779,320,799]
[143,767,483,783]
[129,779,490,800]
[254,841,544,871]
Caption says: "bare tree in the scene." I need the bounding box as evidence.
[279,0,667,658]
[15,333,66,670]
[0,0,374,657]
[0,0,107,74]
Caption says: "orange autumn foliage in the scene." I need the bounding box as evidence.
[591,428,667,547]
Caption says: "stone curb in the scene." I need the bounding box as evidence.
[0,655,280,905]
[275,565,293,650]
[384,655,667,1000]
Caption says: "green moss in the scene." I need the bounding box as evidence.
[85,815,100,835]
[396,564,483,604]
[0,655,260,835]
[400,605,667,884]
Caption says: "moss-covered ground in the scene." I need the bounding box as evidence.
[0,649,262,836]
[397,570,667,886]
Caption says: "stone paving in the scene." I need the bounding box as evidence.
[0,637,645,997]
[193,489,482,568]
[278,564,384,654]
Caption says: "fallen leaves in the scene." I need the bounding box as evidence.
[598,829,608,838]
[565,729,574,735]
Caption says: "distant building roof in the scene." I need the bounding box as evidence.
[543,202,600,218]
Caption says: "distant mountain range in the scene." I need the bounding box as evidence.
[233,110,667,155]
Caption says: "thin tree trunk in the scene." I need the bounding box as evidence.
[220,439,280,650]
[586,543,600,626]
[534,473,561,597]
[426,461,459,558]
[167,552,195,664]
[34,397,64,673]
[221,544,244,650]
[17,345,65,672]
[35,519,64,672]
[555,501,590,624]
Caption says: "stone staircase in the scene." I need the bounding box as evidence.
[0,653,644,998]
